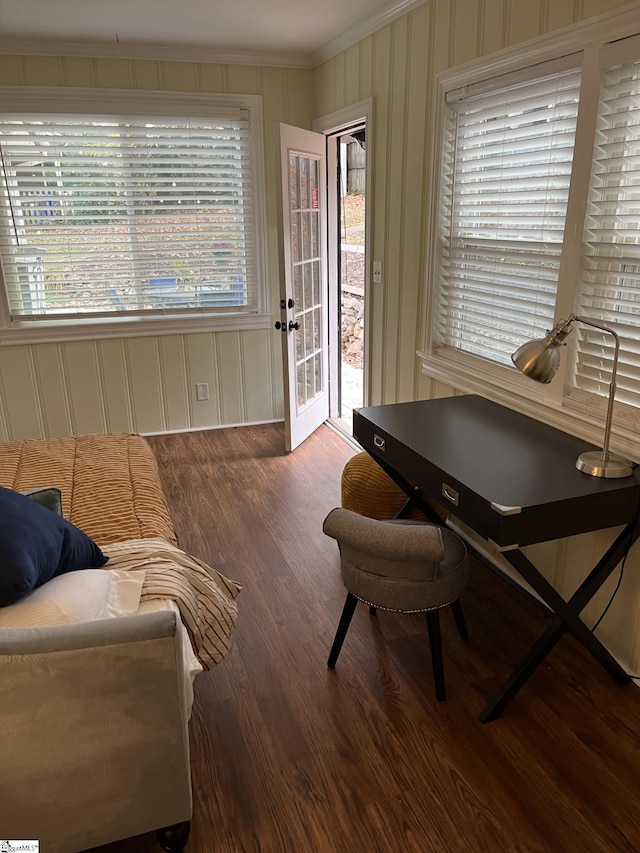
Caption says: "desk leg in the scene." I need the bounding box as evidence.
[479,616,566,722]
[479,522,637,722]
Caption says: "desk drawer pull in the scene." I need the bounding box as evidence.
[442,483,459,506]
[373,434,386,451]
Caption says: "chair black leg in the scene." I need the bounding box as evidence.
[328,592,358,667]
[369,605,377,615]
[450,599,468,641]
[426,610,446,702]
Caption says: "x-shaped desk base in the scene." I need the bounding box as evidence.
[379,459,638,722]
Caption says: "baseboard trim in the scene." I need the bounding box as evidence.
[142,418,284,437]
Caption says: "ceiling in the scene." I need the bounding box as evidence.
[0,0,422,67]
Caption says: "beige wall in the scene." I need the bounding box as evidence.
[0,55,313,439]
[314,0,640,675]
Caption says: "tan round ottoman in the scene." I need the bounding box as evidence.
[341,451,447,522]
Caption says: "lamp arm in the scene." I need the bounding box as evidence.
[570,313,620,464]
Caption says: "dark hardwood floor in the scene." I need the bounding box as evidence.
[89,423,640,853]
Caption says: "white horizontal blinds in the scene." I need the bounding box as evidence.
[574,56,640,409]
[0,110,256,318]
[437,64,582,364]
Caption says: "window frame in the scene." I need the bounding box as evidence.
[420,5,640,461]
[0,87,271,344]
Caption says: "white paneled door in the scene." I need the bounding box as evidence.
[276,123,329,451]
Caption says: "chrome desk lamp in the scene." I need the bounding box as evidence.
[511,314,634,478]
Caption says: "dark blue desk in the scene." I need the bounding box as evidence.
[353,395,640,721]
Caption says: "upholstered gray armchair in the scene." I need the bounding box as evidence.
[323,508,470,701]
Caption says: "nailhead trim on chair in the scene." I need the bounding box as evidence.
[353,593,459,614]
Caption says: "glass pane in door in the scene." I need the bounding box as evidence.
[290,152,325,413]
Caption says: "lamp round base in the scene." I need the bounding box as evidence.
[576,450,635,478]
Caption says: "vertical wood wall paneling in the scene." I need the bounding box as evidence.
[242,329,277,422]
[261,67,286,284]
[162,61,199,92]
[96,339,135,434]
[186,333,221,429]
[23,56,63,86]
[227,65,262,95]
[130,59,162,90]
[400,4,432,403]
[198,62,226,93]
[94,58,133,89]
[158,335,190,432]
[359,36,374,99]
[217,331,245,425]
[261,67,285,421]
[345,44,362,106]
[59,341,107,436]
[369,27,392,406]
[583,0,630,20]
[314,55,338,118]
[124,336,166,433]
[283,68,315,128]
[501,0,513,46]
[480,0,508,54]
[542,0,576,31]
[0,55,23,85]
[507,0,544,45]
[453,0,480,66]
[32,344,72,438]
[334,52,347,111]
[0,354,10,441]
[0,346,43,439]
[383,17,409,405]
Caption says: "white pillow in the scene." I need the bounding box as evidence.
[0,569,145,628]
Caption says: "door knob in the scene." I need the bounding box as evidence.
[274,321,286,331]
[288,320,300,331]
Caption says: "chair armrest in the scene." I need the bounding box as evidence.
[0,609,177,656]
[323,507,445,562]
[0,610,192,852]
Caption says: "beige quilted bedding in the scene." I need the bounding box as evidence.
[0,433,177,547]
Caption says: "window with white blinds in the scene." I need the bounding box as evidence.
[436,63,582,364]
[0,108,260,320]
[574,56,640,410]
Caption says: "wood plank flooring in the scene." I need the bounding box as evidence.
[89,423,640,853]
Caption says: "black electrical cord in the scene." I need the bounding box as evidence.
[589,499,640,679]
[590,553,627,633]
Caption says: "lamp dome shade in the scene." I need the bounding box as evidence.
[511,338,562,383]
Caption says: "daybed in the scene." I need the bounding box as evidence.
[0,433,240,853]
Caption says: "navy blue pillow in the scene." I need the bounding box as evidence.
[0,486,108,607]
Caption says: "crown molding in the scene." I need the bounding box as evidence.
[310,0,427,66]
[0,37,312,69]
[0,0,426,70]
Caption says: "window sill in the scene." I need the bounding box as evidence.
[0,311,273,345]
[417,348,640,464]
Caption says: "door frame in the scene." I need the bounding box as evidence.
[313,98,374,419]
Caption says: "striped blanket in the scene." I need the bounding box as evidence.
[103,538,241,670]
[0,433,177,547]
